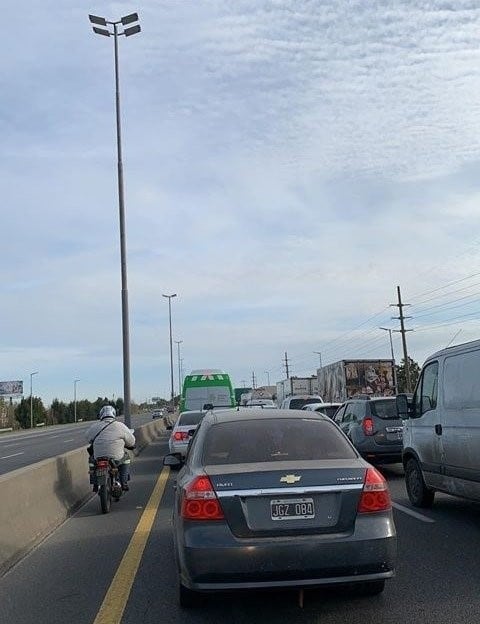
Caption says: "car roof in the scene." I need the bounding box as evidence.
[202,408,330,426]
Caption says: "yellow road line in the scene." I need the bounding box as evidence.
[93,466,170,624]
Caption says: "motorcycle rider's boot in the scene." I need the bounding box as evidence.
[121,483,129,491]
[92,484,98,493]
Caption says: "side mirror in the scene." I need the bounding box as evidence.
[396,394,409,418]
[163,454,182,467]
[203,403,214,411]
[165,424,173,431]
[188,429,196,437]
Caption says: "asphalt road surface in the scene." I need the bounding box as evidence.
[0,413,154,475]
[1,435,479,624]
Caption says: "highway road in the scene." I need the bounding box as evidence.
[1,434,479,624]
[0,413,156,475]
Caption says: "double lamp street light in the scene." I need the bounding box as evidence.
[88,12,141,429]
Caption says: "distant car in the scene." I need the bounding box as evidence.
[333,397,403,464]
[280,395,323,410]
[302,402,342,419]
[168,410,206,459]
[245,399,277,408]
[152,409,164,419]
[164,409,396,607]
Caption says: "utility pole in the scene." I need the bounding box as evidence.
[284,352,290,379]
[241,379,247,388]
[313,351,322,368]
[390,285,413,392]
[251,371,257,389]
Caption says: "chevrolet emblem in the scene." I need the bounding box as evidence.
[280,474,301,484]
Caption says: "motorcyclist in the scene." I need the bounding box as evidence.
[86,405,136,492]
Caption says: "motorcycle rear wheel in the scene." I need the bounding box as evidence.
[99,482,111,514]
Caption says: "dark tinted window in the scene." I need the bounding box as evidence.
[202,418,357,465]
[178,412,204,426]
[316,406,339,419]
[370,399,399,420]
[289,398,321,409]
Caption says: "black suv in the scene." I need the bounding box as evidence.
[333,397,403,464]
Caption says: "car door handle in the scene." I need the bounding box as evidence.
[435,424,442,435]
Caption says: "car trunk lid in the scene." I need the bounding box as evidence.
[206,460,366,537]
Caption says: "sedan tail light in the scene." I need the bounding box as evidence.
[173,431,188,441]
[362,416,374,436]
[358,467,391,513]
[181,476,224,520]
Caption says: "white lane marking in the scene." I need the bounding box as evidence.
[2,443,22,448]
[63,439,75,443]
[392,502,435,523]
[49,435,60,439]
[0,452,24,460]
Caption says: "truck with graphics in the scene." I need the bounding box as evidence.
[180,369,235,412]
[317,360,396,403]
[275,376,320,407]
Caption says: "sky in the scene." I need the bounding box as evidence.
[3,0,480,404]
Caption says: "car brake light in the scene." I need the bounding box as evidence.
[358,467,391,513]
[173,431,188,441]
[181,476,224,520]
[362,416,374,436]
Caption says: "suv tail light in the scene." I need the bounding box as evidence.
[173,431,188,441]
[358,467,391,513]
[181,476,224,520]
[362,416,374,436]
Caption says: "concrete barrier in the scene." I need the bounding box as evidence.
[0,418,166,576]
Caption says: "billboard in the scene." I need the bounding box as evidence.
[0,380,24,396]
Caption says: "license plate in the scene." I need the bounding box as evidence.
[271,498,315,521]
[95,468,108,477]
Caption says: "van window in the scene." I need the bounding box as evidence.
[418,362,438,415]
[444,349,480,409]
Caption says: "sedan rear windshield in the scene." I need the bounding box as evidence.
[317,406,340,419]
[178,412,204,426]
[289,398,321,409]
[203,418,357,465]
[370,400,398,420]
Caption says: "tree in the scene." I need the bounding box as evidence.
[15,397,47,429]
[50,399,68,425]
[396,357,421,393]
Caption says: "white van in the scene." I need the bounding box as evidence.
[397,339,480,507]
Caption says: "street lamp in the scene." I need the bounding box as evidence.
[30,371,38,429]
[379,327,395,361]
[175,340,183,402]
[74,379,80,423]
[379,327,398,393]
[88,12,141,429]
[313,351,323,368]
[264,371,271,386]
[163,294,177,407]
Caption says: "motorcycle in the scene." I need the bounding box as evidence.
[94,457,124,514]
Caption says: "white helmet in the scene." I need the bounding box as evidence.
[99,405,116,420]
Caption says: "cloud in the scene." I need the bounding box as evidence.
[2,1,480,402]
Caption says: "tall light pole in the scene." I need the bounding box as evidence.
[88,12,141,429]
[175,340,183,401]
[30,371,38,429]
[163,294,177,407]
[379,327,395,361]
[74,379,80,423]
[264,371,271,386]
[379,327,398,393]
[313,351,323,368]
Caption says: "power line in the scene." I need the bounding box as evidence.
[408,272,480,303]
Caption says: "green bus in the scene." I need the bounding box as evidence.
[180,369,235,412]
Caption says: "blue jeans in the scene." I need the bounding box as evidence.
[89,452,130,486]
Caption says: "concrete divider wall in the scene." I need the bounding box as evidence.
[0,418,166,576]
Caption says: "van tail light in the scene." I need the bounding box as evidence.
[362,416,375,436]
[173,431,188,441]
[181,476,224,520]
[358,467,391,513]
